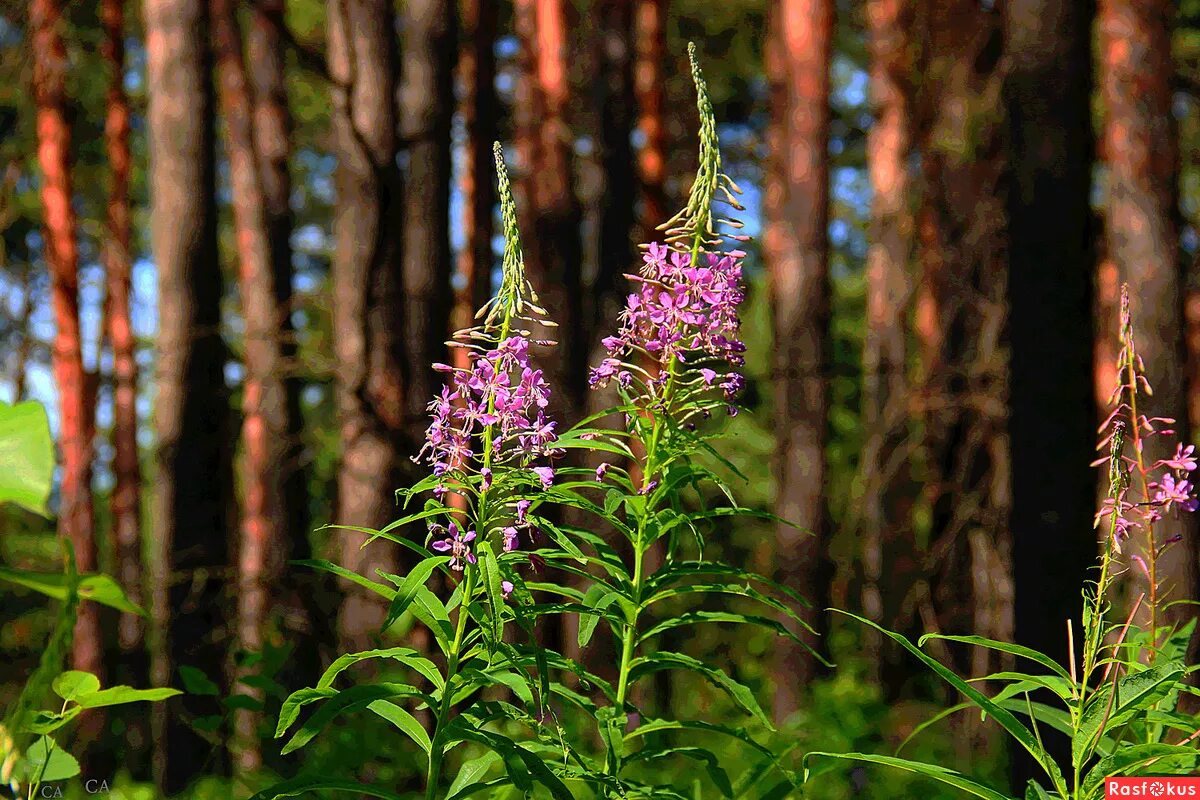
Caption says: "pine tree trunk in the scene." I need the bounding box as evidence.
[514,0,585,412]
[31,0,103,697]
[210,0,291,770]
[633,0,667,238]
[1098,0,1194,626]
[399,0,455,458]
[102,0,148,771]
[145,0,231,787]
[911,1,1012,691]
[454,0,497,350]
[1005,0,1096,781]
[765,0,834,721]
[861,0,914,685]
[327,0,404,649]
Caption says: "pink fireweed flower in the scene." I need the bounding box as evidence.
[595,462,609,481]
[1160,443,1198,473]
[589,242,746,408]
[431,522,477,571]
[502,526,520,553]
[1153,473,1200,513]
[501,580,514,599]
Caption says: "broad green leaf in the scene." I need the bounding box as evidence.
[449,723,574,800]
[627,651,772,729]
[579,585,621,650]
[406,584,455,650]
[26,736,81,782]
[0,400,54,515]
[77,685,181,708]
[52,671,100,702]
[23,707,82,735]
[366,699,431,754]
[0,569,146,615]
[803,752,1016,800]
[316,646,445,693]
[836,610,1067,795]
[178,666,220,696]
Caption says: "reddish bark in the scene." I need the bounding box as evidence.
[764,0,834,721]
[1099,0,1193,622]
[453,0,496,372]
[101,0,142,663]
[633,0,667,237]
[211,0,292,770]
[514,0,585,410]
[31,0,102,685]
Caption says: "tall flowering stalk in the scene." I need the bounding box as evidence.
[1094,285,1198,642]
[806,284,1200,799]
[256,49,808,800]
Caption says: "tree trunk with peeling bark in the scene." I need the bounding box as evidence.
[327,0,404,649]
[31,0,103,706]
[765,0,834,722]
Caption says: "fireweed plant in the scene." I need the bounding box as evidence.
[255,47,810,800]
[804,287,1200,798]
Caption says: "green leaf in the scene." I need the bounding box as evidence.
[479,541,505,646]
[0,569,146,615]
[627,651,772,729]
[246,776,408,800]
[76,686,181,708]
[280,683,426,755]
[919,633,1073,684]
[0,400,54,515]
[638,610,804,647]
[448,723,574,800]
[23,707,82,735]
[381,556,450,629]
[579,585,620,650]
[835,610,1067,795]
[276,687,337,737]
[625,746,733,797]
[52,671,100,702]
[1073,662,1185,768]
[1081,743,1200,798]
[447,752,503,799]
[803,752,1016,800]
[367,699,431,754]
[26,736,81,782]
[624,718,780,765]
[292,558,396,600]
[178,666,220,696]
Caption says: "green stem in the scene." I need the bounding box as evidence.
[425,566,477,800]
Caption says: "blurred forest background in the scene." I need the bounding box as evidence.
[2,0,1200,796]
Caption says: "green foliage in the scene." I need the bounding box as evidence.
[0,400,54,517]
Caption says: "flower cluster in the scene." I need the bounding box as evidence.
[1094,288,1196,582]
[590,242,746,408]
[421,334,558,483]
